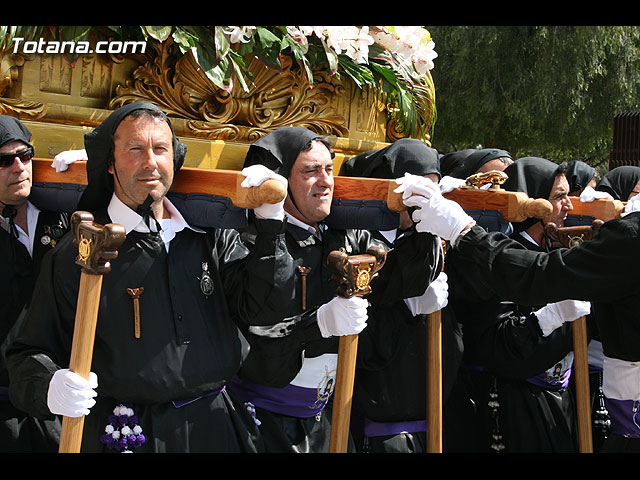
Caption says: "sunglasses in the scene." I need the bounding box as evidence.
[0,146,34,168]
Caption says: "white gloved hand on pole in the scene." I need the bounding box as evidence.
[51,149,88,173]
[624,193,640,217]
[404,271,449,316]
[47,368,98,417]
[579,186,613,203]
[241,164,288,220]
[316,296,369,338]
[438,176,467,194]
[534,299,591,337]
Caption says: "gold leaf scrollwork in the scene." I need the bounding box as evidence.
[111,38,349,142]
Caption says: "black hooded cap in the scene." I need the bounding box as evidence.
[445,147,512,180]
[596,165,640,201]
[242,126,334,178]
[341,138,440,180]
[0,115,33,150]
[77,102,187,213]
[438,149,475,178]
[566,160,596,194]
[502,157,564,233]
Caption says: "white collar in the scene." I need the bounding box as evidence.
[286,213,322,239]
[1,201,39,256]
[107,194,204,251]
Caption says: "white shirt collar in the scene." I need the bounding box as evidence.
[107,194,204,251]
[1,201,39,257]
[286,213,321,239]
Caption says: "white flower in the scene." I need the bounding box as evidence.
[105,424,115,434]
[133,425,143,435]
[112,430,121,440]
[227,26,256,44]
[121,425,132,436]
[311,26,374,65]
[371,26,437,73]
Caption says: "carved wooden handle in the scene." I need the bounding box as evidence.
[60,211,126,453]
[327,246,387,453]
[71,211,126,275]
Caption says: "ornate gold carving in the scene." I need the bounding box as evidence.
[110,39,350,142]
[463,170,508,191]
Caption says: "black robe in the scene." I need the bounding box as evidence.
[228,219,441,453]
[6,210,294,453]
[454,213,640,451]
[446,233,580,453]
[349,230,463,453]
[0,207,68,452]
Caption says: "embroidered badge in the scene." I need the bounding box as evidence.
[199,261,214,297]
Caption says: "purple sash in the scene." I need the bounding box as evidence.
[363,418,427,437]
[605,398,640,438]
[228,377,329,418]
[526,366,572,390]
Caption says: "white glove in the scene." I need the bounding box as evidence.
[438,176,467,194]
[403,192,475,242]
[51,149,87,173]
[534,299,591,337]
[579,186,613,203]
[404,271,449,315]
[47,369,98,417]
[623,193,640,217]
[394,172,441,200]
[241,164,288,221]
[316,296,369,338]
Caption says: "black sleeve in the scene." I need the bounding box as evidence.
[217,218,296,330]
[454,216,640,305]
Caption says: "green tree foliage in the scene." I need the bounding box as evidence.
[428,26,640,172]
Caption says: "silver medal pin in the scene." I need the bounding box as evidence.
[199,261,214,297]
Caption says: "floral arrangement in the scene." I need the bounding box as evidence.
[1,25,438,140]
[153,26,438,140]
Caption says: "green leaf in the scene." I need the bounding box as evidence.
[142,26,173,42]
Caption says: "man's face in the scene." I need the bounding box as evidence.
[0,140,32,206]
[286,141,334,225]
[108,114,174,211]
[544,173,573,227]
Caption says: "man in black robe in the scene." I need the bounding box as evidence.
[445,157,590,452]
[339,138,458,453]
[227,128,442,452]
[398,163,640,453]
[6,102,296,452]
[0,115,71,452]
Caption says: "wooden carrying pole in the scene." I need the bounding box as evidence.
[332,175,554,222]
[58,212,126,453]
[32,159,287,210]
[426,308,443,452]
[327,247,387,453]
[545,221,603,454]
